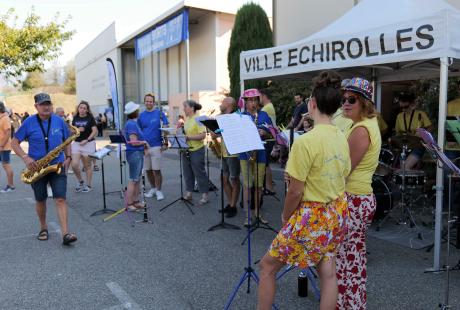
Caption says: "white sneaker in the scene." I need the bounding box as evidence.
[156,190,164,201]
[144,188,157,198]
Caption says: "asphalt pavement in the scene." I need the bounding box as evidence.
[0,138,459,310]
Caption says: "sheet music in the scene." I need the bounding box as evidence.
[216,113,264,155]
[167,135,188,149]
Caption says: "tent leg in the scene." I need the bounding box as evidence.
[428,57,449,272]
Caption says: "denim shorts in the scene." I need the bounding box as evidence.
[126,150,144,182]
[31,170,67,202]
[0,150,11,164]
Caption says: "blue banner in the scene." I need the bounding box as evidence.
[106,58,120,131]
[135,10,189,60]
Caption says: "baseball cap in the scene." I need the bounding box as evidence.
[34,92,52,105]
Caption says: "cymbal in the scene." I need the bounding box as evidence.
[390,134,421,149]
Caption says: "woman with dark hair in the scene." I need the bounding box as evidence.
[257,71,351,310]
[123,102,146,211]
[182,100,209,205]
[71,101,98,193]
[336,78,381,310]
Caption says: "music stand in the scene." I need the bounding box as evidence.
[89,146,117,216]
[198,123,240,232]
[417,128,460,310]
[159,135,194,214]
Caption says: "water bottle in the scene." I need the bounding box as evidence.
[298,270,308,297]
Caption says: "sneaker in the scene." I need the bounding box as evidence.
[144,188,157,198]
[219,205,232,214]
[82,185,92,193]
[75,181,84,192]
[256,215,269,225]
[156,190,164,201]
[0,185,15,193]
[225,207,237,218]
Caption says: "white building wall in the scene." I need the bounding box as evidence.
[75,23,121,113]
[273,0,356,45]
[189,11,217,92]
[215,13,235,95]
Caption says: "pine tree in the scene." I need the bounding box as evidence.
[227,3,272,100]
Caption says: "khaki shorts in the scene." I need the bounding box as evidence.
[71,140,96,156]
[144,146,162,170]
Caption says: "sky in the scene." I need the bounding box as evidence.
[2,0,271,68]
[1,0,183,66]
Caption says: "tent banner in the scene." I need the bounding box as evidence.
[240,15,449,80]
[135,10,189,60]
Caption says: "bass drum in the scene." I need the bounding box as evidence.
[372,176,393,222]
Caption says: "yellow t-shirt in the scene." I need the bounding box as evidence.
[345,117,382,195]
[261,102,276,127]
[184,114,205,152]
[0,112,11,150]
[331,108,353,133]
[447,98,460,117]
[395,109,432,135]
[286,124,350,203]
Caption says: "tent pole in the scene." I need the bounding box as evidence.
[431,57,449,271]
[185,37,191,100]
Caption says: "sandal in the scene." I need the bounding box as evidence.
[37,229,49,241]
[62,233,77,245]
[199,198,209,205]
[127,205,139,212]
[183,193,193,201]
[133,201,146,209]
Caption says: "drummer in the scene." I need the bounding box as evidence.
[393,92,432,169]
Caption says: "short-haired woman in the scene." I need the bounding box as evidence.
[182,100,209,205]
[257,71,351,310]
[336,77,381,310]
[71,101,97,193]
[123,102,146,211]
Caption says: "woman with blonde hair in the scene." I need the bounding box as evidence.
[336,77,381,309]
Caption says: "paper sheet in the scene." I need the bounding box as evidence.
[216,113,264,155]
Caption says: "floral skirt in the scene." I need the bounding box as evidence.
[269,194,348,269]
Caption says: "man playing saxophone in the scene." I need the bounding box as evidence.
[11,93,78,245]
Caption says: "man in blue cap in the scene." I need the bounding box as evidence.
[11,92,78,245]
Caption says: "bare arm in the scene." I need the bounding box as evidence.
[11,137,38,171]
[0,128,10,149]
[348,126,370,173]
[186,132,206,141]
[281,175,304,225]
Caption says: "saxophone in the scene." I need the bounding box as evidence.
[21,124,80,184]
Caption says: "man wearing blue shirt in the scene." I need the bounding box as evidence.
[11,93,77,246]
[137,93,169,201]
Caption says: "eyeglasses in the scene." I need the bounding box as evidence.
[341,96,357,105]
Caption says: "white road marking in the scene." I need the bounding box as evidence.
[105,282,142,310]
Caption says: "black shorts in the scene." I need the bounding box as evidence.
[264,140,276,166]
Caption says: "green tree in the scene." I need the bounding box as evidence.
[227,3,272,99]
[0,8,74,79]
[64,61,76,94]
[21,70,45,90]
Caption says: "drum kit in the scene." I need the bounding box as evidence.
[372,134,435,231]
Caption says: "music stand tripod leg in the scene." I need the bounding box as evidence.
[91,157,116,216]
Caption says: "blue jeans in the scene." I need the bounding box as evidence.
[31,170,67,202]
[126,150,144,182]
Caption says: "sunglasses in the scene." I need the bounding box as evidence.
[341,96,357,105]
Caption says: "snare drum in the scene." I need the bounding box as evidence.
[374,148,394,177]
[393,169,426,188]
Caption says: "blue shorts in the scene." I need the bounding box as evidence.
[31,170,67,202]
[0,150,11,164]
[126,150,144,182]
[411,147,425,158]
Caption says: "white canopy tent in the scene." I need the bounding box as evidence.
[239,0,460,271]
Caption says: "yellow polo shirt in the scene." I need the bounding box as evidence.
[286,124,350,203]
[345,117,382,195]
[184,114,205,152]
